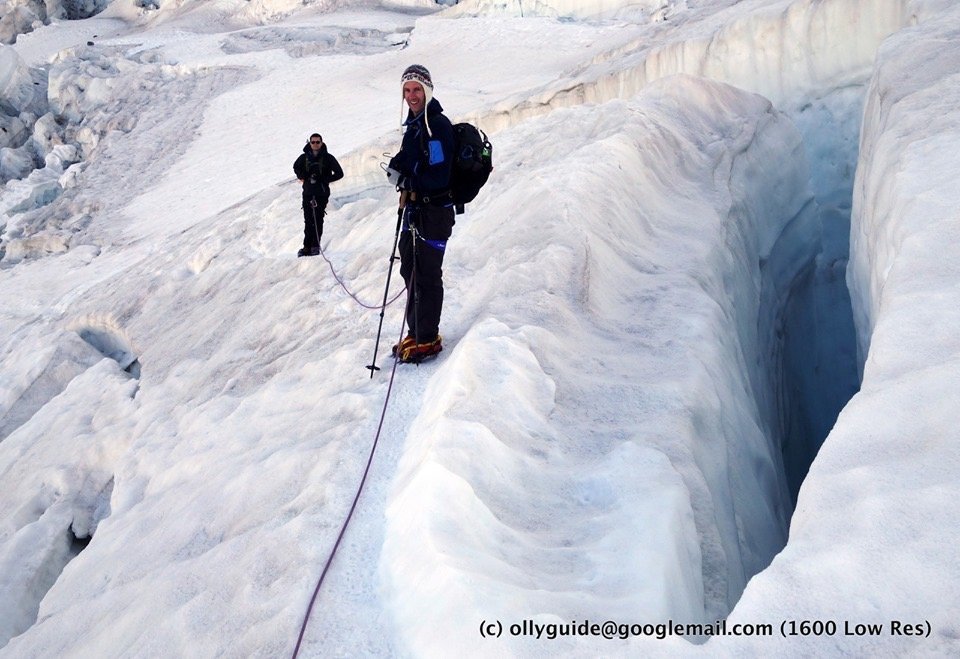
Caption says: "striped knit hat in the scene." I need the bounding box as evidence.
[401,64,434,136]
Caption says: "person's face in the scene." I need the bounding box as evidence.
[309,137,322,151]
[403,81,425,114]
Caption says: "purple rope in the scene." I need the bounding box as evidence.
[290,294,408,658]
[304,200,403,309]
[291,205,414,656]
[318,240,404,309]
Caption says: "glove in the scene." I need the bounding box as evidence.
[384,166,408,190]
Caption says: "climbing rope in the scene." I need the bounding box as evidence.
[318,240,405,309]
[290,201,412,657]
[290,302,407,658]
[308,199,405,309]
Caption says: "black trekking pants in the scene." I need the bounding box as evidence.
[302,194,327,249]
[399,204,455,343]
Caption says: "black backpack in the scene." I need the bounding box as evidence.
[450,123,493,214]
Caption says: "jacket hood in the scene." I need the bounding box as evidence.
[302,143,328,155]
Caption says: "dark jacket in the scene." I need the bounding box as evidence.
[389,98,454,197]
[294,144,344,200]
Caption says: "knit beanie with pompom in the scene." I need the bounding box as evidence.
[401,64,434,136]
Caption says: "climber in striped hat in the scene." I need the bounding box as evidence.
[383,64,456,363]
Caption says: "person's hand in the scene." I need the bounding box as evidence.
[385,167,407,189]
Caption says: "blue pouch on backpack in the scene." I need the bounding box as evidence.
[428,140,444,165]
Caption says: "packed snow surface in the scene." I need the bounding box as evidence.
[1,0,958,656]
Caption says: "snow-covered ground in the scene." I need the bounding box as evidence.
[1,0,958,656]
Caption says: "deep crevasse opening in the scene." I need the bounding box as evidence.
[774,92,863,506]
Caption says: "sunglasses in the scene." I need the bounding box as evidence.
[310,140,321,144]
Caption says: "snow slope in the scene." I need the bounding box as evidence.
[1,0,958,656]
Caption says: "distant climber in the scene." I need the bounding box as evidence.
[293,133,343,257]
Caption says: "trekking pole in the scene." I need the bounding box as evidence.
[366,193,406,377]
[410,218,420,351]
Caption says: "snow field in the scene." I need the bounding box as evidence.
[1,66,814,654]
[1,0,959,656]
